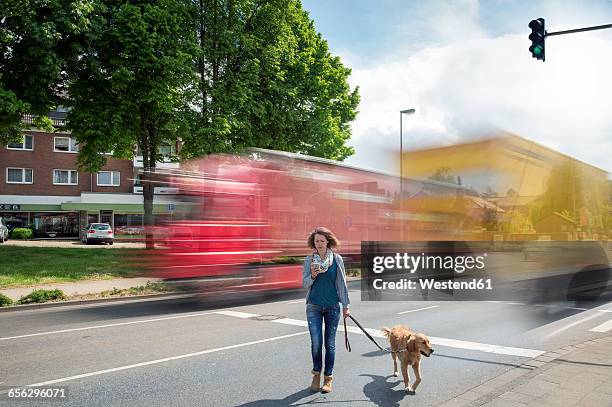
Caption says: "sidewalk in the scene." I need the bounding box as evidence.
[440,335,612,407]
[1,277,162,301]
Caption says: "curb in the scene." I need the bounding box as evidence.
[438,335,612,407]
[0,292,193,313]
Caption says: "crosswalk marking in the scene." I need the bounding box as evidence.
[214,311,545,358]
[397,305,440,314]
[214,310,259,319]
[589,319,612,333]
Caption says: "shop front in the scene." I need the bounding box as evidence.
[0,204,81,238]
[1,194,177,239]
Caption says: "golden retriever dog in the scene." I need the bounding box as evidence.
[381,325,434,393]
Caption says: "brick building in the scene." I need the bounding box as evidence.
[0,110,177,238]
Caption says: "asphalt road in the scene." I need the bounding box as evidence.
[1,282,611,407]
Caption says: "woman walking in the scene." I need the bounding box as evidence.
[302,227,350,393]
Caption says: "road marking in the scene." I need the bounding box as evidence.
[589,319,612,333]
[484,301,587,311]
[284,300,305,304]
[542,312,603,340]
[214,310,259,319]
[0,312,217,342]
[597,309,612,313]
[11,331,309,389]
[225,312,545,358]
[397,305,439,315]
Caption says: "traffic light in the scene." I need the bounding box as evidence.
[529,18,546,61]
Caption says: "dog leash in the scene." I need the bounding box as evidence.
[344,315,389,353]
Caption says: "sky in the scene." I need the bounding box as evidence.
[301,0,612,175]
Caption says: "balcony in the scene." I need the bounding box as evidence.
[133,156,180,169]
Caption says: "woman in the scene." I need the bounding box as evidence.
[302,226,350,393]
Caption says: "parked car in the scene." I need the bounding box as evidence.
[82,223,114,245]
[0,217,8,243]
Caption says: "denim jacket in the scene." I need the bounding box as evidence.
[302,252,350,308]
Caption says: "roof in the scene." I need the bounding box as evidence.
[535,211,578,225]
[467,196,506,212]
[489,196,539,207]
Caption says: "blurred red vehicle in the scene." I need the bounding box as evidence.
[150,148,402,294]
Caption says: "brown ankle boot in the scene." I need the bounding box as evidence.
[321,375,333,393]
[310,370,321,391]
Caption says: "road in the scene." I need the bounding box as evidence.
[1,282,611,406]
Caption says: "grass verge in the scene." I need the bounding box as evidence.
[0,283,174,307]
[0,246,147,288]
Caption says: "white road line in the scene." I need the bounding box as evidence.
[428,337,543,358]
[229,312,545,358]
[543,312,604,340]
[589,319,612,333]
[484,301,588,311]
[0,312,217,342]
[397,305,440,315]
[284,300,305,304]
[214,310,260,319]
[597,309,612,313]
[15,331,309,389]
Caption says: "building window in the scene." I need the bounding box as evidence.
[53,169,78,185]
[114,214,144,236]
[97,171,120,186]
[32,212,80,238]
[158,144,176,156]
[7,135,33,151]
[54,136,78,153]
[6,167,33,184]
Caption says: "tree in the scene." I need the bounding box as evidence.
[0,0,94,142]
[65,0,359,249]
[183,0,359,161]
[66,0,198,248]
[428,166,457,184]
[483,186,498,198]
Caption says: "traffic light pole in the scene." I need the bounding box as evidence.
[546,23,612,37]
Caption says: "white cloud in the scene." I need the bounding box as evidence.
[343,27,612,175]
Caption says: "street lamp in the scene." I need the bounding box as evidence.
[399,108,415,242]
[399,109,415,194]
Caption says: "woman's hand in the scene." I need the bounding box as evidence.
[343,308,350,318]
[310,262,319,279]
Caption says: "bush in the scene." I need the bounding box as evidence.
[17,289,66,304]
[11,228,33,239]
[0,293,13,307]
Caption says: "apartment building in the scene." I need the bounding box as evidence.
[0,110,177,238]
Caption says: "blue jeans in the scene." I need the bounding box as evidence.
[306,302,340,376]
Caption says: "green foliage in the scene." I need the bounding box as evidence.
[0,293,13,307]
[428,166,457,184]
[11,228,33,239]
[500,210,533,234]
[183,0,359,161]
[67,0,198,173]
[17,289,67,304]
[0,0,96,143]
[482,208,499,231]
[96,282,170,298]
[529,159,609,235]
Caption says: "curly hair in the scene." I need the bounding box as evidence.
[307,226,340,249]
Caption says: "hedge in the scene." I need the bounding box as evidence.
[11,228,33,239]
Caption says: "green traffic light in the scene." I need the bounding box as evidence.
[534,46,543,55]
